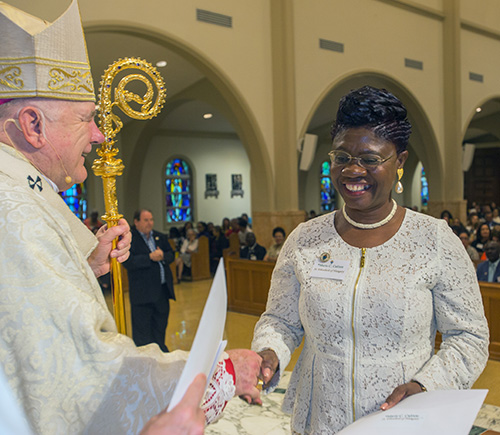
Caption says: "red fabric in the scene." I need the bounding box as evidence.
[224,357,236,384]
[0,99,13,106]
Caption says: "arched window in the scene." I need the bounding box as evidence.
[165,158,192,223]
[421,167,429,207]
[59,183,87,220]
[320,160,335,212]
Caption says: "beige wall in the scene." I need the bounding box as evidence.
[8,0,500,224]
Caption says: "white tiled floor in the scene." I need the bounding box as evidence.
[206,372,500,435]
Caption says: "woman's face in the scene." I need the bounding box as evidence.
[187,229,196,240]
[274,231,285,245]
[480,224,491,240]
[331,128,408,216]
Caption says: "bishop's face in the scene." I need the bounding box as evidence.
[44,101,104,190]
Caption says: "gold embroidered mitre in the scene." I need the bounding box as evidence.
[0,0,95,101]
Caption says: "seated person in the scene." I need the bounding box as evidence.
[472,223,491,256]
[263,226,286,262]
[458,230,479,264]
[196,221,211,239]
[168,226,183,252]
[226,218,240,238]
[83,210,104,234]
[222,217,231,234]
[240,232,266,261]
[210,225,229,274]
[476,240,500,282]
[175,229,198,281]
[238,218,253,245]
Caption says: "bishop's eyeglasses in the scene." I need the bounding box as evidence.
[328,150,394,169]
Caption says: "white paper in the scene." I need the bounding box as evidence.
[337,389,488,435]
[167,259,227,411]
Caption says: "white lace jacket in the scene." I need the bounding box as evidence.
[0,143,234,434]
[252,210,489,434]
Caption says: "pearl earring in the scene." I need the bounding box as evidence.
[396,168,404,194]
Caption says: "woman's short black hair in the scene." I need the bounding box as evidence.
[331,85,412,153]
[273,226,286,237]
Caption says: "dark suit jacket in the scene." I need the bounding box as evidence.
[476,260,500,283]
[124,228,175,305]
[240,243,267,261]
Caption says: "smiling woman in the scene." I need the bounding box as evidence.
[251,86,489,434]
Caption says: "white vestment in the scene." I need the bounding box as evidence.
[252,210,489,434]
[0,143,229,434]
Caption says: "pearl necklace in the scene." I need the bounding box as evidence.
[342,199,398,230]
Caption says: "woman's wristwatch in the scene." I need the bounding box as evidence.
[410,379,427,392]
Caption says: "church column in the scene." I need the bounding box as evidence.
[253,0,305,249]
[427,0,467,221]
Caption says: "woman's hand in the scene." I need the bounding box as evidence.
[259,349,279,386]
[380,381,425,411]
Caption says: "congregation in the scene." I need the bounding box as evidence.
[153,200,500,287]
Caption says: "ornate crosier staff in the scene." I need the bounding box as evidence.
[93,58,166,334]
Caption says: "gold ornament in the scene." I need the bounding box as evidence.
[93,58,166,334]
[396,168,404,194]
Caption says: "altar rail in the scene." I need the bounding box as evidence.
[226,257,275,315]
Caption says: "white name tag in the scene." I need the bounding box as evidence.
[310,258,350,280]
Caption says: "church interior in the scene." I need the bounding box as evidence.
[8,0,500,432]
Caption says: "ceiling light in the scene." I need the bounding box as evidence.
[476,107,482,113]
[156,60,167,68]
[203,113,213,119]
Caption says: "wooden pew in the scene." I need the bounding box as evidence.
[223,232,240,263]
[480,281,500,361]
[226,257,275,315]
[435,281,500,361]
[191,235,211,281]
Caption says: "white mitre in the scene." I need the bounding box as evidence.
[0,0,95,102]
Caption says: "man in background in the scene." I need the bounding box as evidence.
[477,240,500,282]
[124,209,175,352]
[240,232,266,261]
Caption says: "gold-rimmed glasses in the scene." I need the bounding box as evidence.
[328,150,394,169]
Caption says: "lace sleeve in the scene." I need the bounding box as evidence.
[413,221,489,390]
[201,356,236,424]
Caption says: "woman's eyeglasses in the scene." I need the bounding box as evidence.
[328,150,394,169]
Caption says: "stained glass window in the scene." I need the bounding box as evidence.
[320,160,336,212]
[60,183,87,220]
[421,166,429,207]
[165,158,192,223]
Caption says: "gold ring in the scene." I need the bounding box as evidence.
[256,379,264,391]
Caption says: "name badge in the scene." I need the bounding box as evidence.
[311,258,350,280]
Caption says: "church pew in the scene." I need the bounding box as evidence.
[435,281,500,361]
[191,235,211,281]
[223,232,240,263]
[480,282,500,361]
[225,257,275,315]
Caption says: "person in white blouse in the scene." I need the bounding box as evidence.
[175,228,199,281]
[251,86,489,434]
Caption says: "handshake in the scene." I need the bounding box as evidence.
[141,348,280,435]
